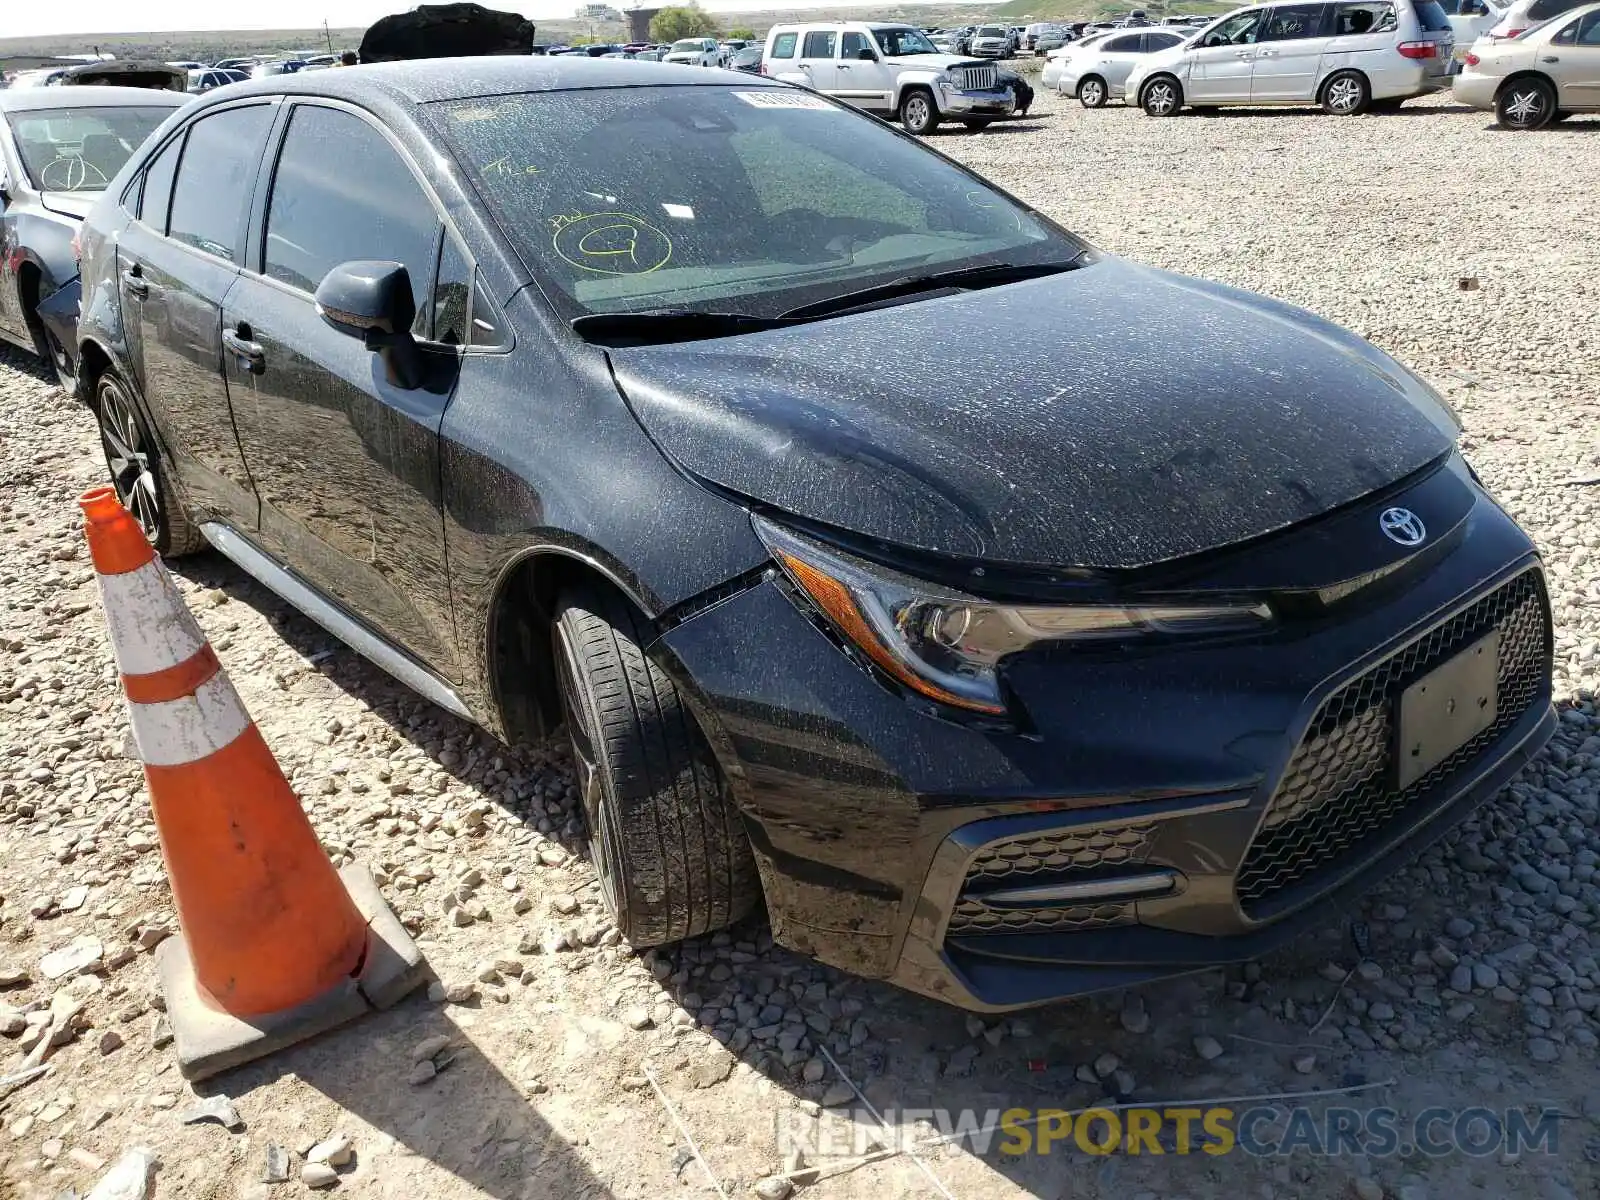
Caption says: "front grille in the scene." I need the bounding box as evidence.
[1236,571,1549,915]
[957,64,997,91]
[947,822,1155,936]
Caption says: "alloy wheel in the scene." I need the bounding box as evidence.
[96,380,161,542]
[1327,76,1363,113]
[1503,86,1546,127]
[1081,79,1105,107]
[1144,80,1177,115]
[556,630,626,921]
[906,95,929,127]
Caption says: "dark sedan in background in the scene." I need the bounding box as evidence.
[73,59,1552,1011]
[0,86,188,386]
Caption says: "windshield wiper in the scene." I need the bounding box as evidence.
[571,309,797,346]
[778,258,1088,322]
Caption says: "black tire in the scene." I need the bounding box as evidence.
[962,119,994,131]
[900,87,940,134]
[1140,75,1182,116]
[553,583,760,946]
[1078,75,1108,108]
[93,371,205,557]
[1495,76,1556,130]
[1321,69,1369,115]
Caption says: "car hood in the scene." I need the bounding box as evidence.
[608,258,1458,571]
[39,192,97,221]
[887,53,989,69]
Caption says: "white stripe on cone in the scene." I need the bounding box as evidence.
[94,558,208,677]
[128,673,251,767]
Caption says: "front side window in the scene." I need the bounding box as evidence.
[873,27,939,54]
[1578,9,1600,42]
[263,105,439,334]
[1201,9,1267,44]
[801,31,837,57]
[168,104,273,262]
[770,31,798,57]
[841,31,873,57]
[433,86,1075,321]
[1260,4,1327,39]
[4,105,176,192]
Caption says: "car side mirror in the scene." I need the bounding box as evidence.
[857,47,876,59]
[314,260,423,389]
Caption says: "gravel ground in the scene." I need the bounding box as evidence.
[3,90,1599,1200]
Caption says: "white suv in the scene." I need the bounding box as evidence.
[762,22,1015,133]
[664,37,721,66]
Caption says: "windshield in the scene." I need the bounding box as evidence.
[977,25,1007,36]
[434,86,1077,320]
[5,105,174,192]
[670,39,705,51]
[873,26,940,54]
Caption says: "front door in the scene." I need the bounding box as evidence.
[796,28,841,93]
[116,101,275,525]
[1188,8,1267,101]
[1251,3,1333,100]
[222,101,462,678]
[835,30,893,108]
[1547,8,1600,106]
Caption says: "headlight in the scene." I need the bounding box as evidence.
[755,518,1273,716]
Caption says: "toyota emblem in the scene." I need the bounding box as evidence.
[1379,507,1427,547]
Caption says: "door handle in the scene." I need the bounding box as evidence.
[838,63,851,69]
[121,268,148,299]
[222,327,266,374]
[1540,55,1558,61]
[1235,49,1255,57]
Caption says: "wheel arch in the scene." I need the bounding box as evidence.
[1140,72,1184,107]
[1077,72,1105,96]
[1493,69,1554,101]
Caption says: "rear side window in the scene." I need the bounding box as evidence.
[801,31,836,57]
[263,105,440,334]
[770,31,798,57]
[139,135,182,233]
[1106,34,1144,49]
[1528,0,1582,18]
[1146,31,1187,47]
[1331,2,1398,33]
[1260,4,1328,38]
[1411,0,1453,31]
[167,104,273,262]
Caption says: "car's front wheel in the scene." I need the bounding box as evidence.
[900,87,940,134]
[1079,76,1108,108]
[1495,76,1556,130]
[93,371,204,557]
[553,582,760,946]
[1140,76,1182,116]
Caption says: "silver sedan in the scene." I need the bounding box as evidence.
[1048,28,1190,106]
[1454,1,1600,128]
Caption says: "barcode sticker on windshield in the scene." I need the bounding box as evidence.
[732,90,837,111]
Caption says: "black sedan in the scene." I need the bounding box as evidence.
[0,86,188,386]
[74,59,1553,1011]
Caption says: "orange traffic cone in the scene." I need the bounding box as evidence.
[79,486,425,1079]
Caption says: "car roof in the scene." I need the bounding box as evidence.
[0,86,192,113]
[193,55,774,106]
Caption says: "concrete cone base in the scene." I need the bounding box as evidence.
[156,863,427,1081]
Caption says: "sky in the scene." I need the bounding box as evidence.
[5,0,930,39]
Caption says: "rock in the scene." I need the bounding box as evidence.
[409,1060,438,1086]
[1450,964,1474,993]
[801,1057,826,1084]
[754,1178,795,1200]
[1093,1052,1120,1078]
[820,1081,854,1107]
[0,964,28,988]
[180,1094,244,1130]
[39,935,103,980]
[99,1030,124,1055]
[307,1133,353,1166]
[412,1034,452,1062]
[965,1015,985,1038]
[1473,963,1500,990]
[945,1045,979,1077]
[302,1162,339,1188]
[474,960,501,983]
[85,1147,159,1200]
[1120,995,1150,1034]
[60,885,90,912]
[551,894,580,915]
[1292,1052,1317,1074]
[1369,1002,1396,1022]
[1353,1180,1385,1200]
[1194,1035,1224,1061]
[1528,1037,1561,1063]
[1445,917,1476,939]
[262,1144,291,1184]
[625,1007,654,1031]
[691,1049,736,1089]
[538,846,567,866]
[427,979,477,1005]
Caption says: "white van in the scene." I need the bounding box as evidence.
[1125,0,1457,114]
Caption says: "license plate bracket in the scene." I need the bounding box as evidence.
[1396,630,1499,790]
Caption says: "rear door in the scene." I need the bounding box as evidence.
[1188,7,1268,99]
[1251,3,1333,98]
[796,28,841,91]
[1547,8,1600,106]
[116,100,275,525]
[836,29,893,108]
[221,100,463,677]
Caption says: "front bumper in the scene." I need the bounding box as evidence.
[662,458,1554,1010]
[938,85,1015,116]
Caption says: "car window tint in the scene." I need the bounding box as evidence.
[1526,0,1580,17]
[801,31,836,57]
[1412,0,1452,31]
[263,105,439,331]
[7,104,178,193]
[468,279,505,348]
[168,104,272,262]
[770,31,798,57]
[840,31,872,57]
[138,134,182,233]
[1260,4,1326,39]
[1202,9,1266,44]
[432,233,472,346]
[1106,34,1144,49]
[1578,10,1600,41]
[1147,31,1186,47]
[1332,2,1396,33]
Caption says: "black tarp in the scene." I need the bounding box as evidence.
[359,4,536,63]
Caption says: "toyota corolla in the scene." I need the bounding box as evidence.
[73,58,1553,1011]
